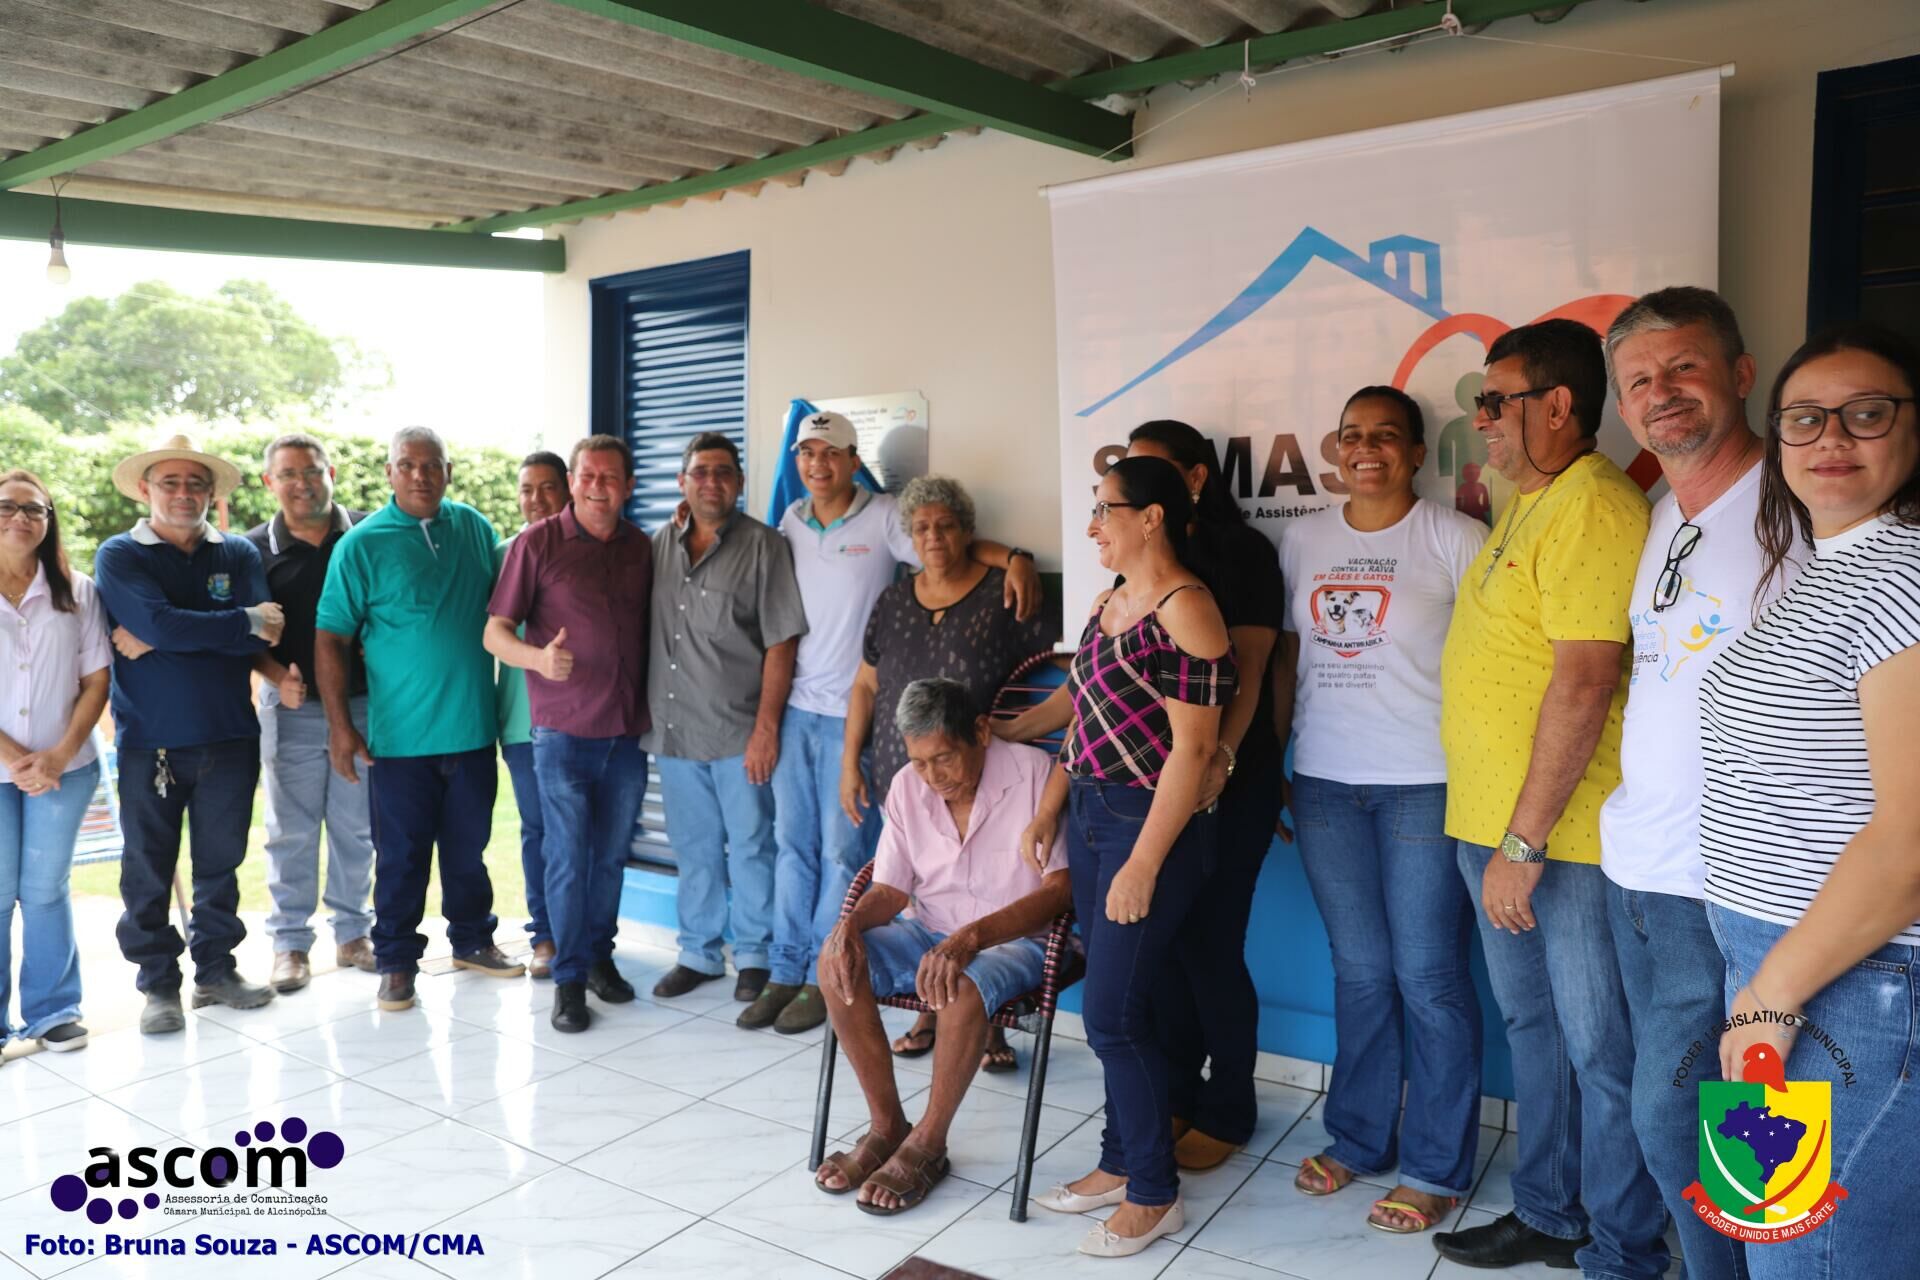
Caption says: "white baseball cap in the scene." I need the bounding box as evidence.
[791,410,857,452]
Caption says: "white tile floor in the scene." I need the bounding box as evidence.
[0,934,1575,1280]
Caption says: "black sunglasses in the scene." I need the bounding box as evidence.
[1651,522,1702,612]
[1473,387,1552,420]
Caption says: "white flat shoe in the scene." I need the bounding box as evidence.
[1077,1199,1184,1258]
[1031,1181,1128,1213]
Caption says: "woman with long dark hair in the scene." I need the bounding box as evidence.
[0,470,110,1056]
[1700,325,1920,1280]
[1019,455,1234,1258]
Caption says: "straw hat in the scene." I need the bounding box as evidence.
[111,432,244,502]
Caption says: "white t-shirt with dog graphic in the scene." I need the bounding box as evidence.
[1281,499,1486,786]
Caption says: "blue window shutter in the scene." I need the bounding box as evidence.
[589,251,749,870]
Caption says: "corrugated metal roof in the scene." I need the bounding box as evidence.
[0,0,1579,230]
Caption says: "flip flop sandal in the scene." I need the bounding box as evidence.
[1366,1196,1458,1234]
[1293,1155,1352,1197]
[815,1131,900,1197]
[856,1144,952,1217]
[981,1042,1018,1074]
[890,1026,936,1059]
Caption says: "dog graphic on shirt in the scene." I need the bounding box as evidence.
[1309,584,1392,657]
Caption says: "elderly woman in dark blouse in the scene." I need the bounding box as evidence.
[840,474,1052,1070]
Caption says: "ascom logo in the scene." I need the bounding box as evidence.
[49,1117,345,1223]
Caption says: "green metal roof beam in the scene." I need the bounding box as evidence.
[448,0,1602,237]
[548,0,1132,159]
[1065,0,1602,98]
[0,191,564,271]
[0,0,497,192]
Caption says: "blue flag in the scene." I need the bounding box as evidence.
[765,398,882,525]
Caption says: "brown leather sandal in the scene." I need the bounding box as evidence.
[815,1131,901,1196]
[856,1142,952,1216]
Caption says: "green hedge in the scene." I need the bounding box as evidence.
[0,407,526,571]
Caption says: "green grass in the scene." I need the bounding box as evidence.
[70,758,531,921]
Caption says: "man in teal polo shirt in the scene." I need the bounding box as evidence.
[315,426,525,1013]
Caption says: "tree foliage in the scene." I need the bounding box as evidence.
[0,280,390,431]
[0,408,523,573]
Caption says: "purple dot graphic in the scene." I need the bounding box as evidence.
[86,1200,112,1225]
[254,1121,276,1142]
[144,1193,160,1209]
[50,1176,88,1212]
[306,1131,345,1170]
[282,1117,308,1143]
[117,1199,137,1220]
[235,1130,251,1147]
[206,1153,233,1183]
[89,1166,110,1185]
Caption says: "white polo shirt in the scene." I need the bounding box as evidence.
[0,566,111,771]
[779,487,919,717]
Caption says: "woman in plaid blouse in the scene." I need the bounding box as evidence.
[1020,455,1236,1259]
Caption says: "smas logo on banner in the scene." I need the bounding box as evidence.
[1046,68,1723,615]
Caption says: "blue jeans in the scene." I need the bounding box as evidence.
[1459,842,1670,1280]
[1708,903,1920,1280]
[770,709,865,987]
[1609,885,1750,1280]
[500,742,550,947]
[0,760,99,1042]
[531,730,647,987]
[1295,775,1481,1198]
[366,747,498,974]
[657,753,775,975]
[1068,777,1212,1208]
[1156,746,1284,1146]
[259,690,374,954]
[116,739,260,993]
[862,917,1046,1016]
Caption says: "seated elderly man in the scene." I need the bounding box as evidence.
[815,677,1070,1215]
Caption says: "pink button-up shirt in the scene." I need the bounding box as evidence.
[0,566,110,770]
[873,738,1067,938]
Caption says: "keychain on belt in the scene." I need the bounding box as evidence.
[154,748,174,798]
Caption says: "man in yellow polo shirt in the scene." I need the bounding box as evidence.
[1430,320,1665,1279]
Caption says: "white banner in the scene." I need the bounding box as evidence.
[1047,69,1722,613]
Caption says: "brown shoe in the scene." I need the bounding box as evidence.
[736,982,801,1030]
[377,971,416,1012]
[529,940,554,981]
[1174,1127,1242,1171]
[773,984,827,1035]
[335,937,376,973]
[271,951,311,994]
[452,946,526,978]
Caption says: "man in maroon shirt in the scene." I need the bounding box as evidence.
[484,435,653,1033]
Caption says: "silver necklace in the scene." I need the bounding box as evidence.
[1481,474,1563,588]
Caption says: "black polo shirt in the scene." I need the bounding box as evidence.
[1187,516,1285,760]
[245,506,368,697]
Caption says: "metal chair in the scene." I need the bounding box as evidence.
[807,860,1084,1221]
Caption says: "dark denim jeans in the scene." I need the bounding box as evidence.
[531,730,647,986]
[366,747,498,974]
[116,738,260,993]
[501,742,550,948]
[1154,746,1283,1146]
[1459,842,1670,1280]
[1067,776,1212,1208]
[1709,903,1920,1280]
[1295,775,1481,1197]
[1608,884,1749,1280]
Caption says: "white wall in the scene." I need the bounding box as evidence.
[544,0,1920,562]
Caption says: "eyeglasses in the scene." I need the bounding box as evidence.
[684,466,739,483]
[1651,521,1702,612]
[0,501,50,523]
[1473,387,1552,421]
[1769,397,1915,446]
[271,467,327,485]
[1089,499,1142,524]
[150,476,212,496]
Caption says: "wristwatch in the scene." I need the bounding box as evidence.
[1499,831,1546,864]
[1007,547,1034,561]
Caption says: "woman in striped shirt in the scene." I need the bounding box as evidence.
[1699,325,1920,1280]
[1020,455,1234,1259]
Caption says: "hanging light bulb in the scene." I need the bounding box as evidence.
[46,179,71,285]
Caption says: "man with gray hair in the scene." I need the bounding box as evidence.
[245,433,375,995]
[812,678,1069,1213]
[1597,286,1790,1280]
[315,426,523,1015]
